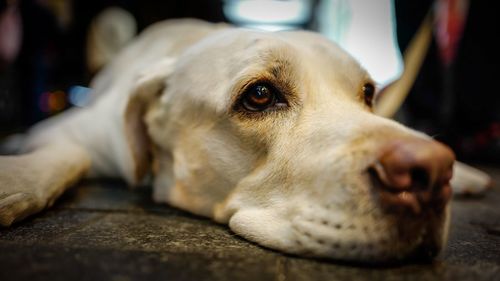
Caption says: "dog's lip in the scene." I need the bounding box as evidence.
[366,168,451,260]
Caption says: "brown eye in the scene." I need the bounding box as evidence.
[242,84,277,111]
[363,83,375,107]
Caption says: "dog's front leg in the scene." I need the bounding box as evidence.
[0,142,90,226]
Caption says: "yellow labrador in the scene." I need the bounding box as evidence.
[0,19,490,263]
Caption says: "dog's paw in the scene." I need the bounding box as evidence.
[0,192,44,227]
[451,162,492,195]
[0,156,50,227]
[0,143,90,227]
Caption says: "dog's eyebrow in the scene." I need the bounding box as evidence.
[269,59,292,81]
[266,57,299,94]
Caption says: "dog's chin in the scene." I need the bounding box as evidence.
[289,211,449,264]
[227,192,450,264]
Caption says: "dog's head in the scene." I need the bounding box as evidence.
[125,28,455,263]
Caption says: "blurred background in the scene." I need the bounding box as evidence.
[0,0,498,163]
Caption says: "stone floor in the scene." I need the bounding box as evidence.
[1,166,499,281]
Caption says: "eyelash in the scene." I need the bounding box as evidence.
[233,81,374,115]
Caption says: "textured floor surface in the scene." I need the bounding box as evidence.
[1,166,499,281]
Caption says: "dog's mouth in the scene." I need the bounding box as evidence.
[363,166,452,261]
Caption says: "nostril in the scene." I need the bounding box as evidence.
[410,168,430,191]
[370,138,455,215]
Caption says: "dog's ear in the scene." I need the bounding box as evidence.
[124,57,177,185]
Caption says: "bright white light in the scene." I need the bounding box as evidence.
[317,0,403,86]
[243,24,297,32]
[224,0,311,27]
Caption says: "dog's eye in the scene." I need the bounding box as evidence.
[241,84,280,112]
[363,83,375,107]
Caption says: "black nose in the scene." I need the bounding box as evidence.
[370,138,455,215]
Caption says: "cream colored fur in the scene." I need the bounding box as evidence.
[0,19,490,262]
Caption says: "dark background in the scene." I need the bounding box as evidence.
[395,0,500,164]
[0,0,498,163]
[0,0,227,131]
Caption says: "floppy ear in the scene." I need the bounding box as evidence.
[124,57,177,185]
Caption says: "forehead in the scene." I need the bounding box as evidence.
[170,28,370,112]
[186,28,368,73]
[216,29,370,88]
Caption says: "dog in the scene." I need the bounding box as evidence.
[0,19,491,263]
